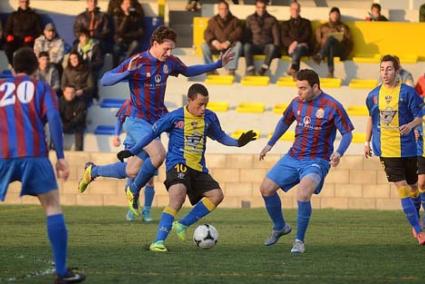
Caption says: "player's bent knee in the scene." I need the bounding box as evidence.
[260,178,278,197]
[209,189,224,206]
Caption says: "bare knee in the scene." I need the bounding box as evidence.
[206,189,224,206]
[260,178,278,197]
[125,157,142,178]
[38,190,62,216]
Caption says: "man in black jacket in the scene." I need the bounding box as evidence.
[281,2,313,77]
[4,0,42,65]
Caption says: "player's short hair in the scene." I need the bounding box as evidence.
[38,51,49,59]
[380,54,400,71]
[218,0,229,9]
[371,3,381,11]
[188,83,209,100]
[150,26,177,46]
[256,0,268,6]
[13,47,38,75]
[296,69,320,88]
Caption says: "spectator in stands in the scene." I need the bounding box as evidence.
[365,3,388,21]
[398,67,414,87]
[36,51,61,94]
[34,23,65,68]
[62,51,94,103]
[112,0,145,67]
[108,0,143,16]
[313,7,353,78]
[202,0,242,76]
[281,1,313,78]
[60,85,88,151]
[243,0,280,76]
[74,0,110,51]
[415,73,425,97]
[4,0,42,65]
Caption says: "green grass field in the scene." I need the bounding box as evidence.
[1,206,425,284]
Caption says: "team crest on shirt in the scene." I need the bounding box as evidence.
[146,72,151,78]
[163,64,169,74]
[380,107,397,126]
[315,108,325,119]
[155,74,161,83]
[385,95,392,104]
[177,172,185,179]
[303,116,311,126]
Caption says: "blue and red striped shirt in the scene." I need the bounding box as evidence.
[0,74,63,159]
[281,92,354,160]
[112,51,187,123]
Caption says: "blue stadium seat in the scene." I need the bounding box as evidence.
[94,125,115,135]
[100,98,125,108]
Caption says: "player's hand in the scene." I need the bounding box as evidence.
[399,123,412,135]
[288,41,297,54]
[117,150,134,162]
[56,159,70,181]
[364,142,372,159]
[330,152,341,167]
[259,145,272,160]
[238,130,257,147]
[112,136,121,147]
[127,54,142,72]
[414,129,420,141]
[220,48,234,66]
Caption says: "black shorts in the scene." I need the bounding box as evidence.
[164,164,221,205]
[380,157,418,184]
[418,156,425,175]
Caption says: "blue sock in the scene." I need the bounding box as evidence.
[296,200,312,242]
[130,158,156,195]
[47,214,68,276]
[92,162,127,179]
[263,193,285,231]
[413,196,421,218]
[144,185,155,210]
[155,207,176,242]
[179,198,216,227]
[401,197,422,233]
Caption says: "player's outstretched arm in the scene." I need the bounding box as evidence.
[101,55,141,86]
[181,49,234,77]
[216,130,257,147]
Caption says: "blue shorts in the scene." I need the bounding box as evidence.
[0,157,58,201]
[123,116,159,175]
[266,154,330,194]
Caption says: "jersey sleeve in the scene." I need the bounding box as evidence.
[206,112,227,141]
[169,56,187,77]
[40,82,59,118]
[333,102,355,135]
[282,99,296,125]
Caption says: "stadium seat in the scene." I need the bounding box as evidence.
[241,76,270,86]
[352,132,366,144]
[100,98,126,108]
[273,103,288,114]
[236,102,265,113]
[268,130,295,141]
[347,105,369,116]
[207,101,230,112]
[348,79,378,89]
[94,125,115,135]
[352,55,381,64]
[320,77,342,88]
[276,76,296,87]
[205,75,234,85]
[231,129,260,139]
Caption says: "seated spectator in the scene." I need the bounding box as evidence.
[34,23,65,69]
[4,0,42,65]
[62,51,94,103]
[415,73,425,97]
[60,86,88,151]
[112,0,144,67]
[243,0,280,76]
[366,3,388,21]
[281,1,313,77]
[74,0,110,52]
[107,0,143,16]
[202,0,242,76]
[313,7,353,78]
[36,51,61,94]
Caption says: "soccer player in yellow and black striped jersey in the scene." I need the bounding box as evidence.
[365,55,425,245]
[117,83,256,252]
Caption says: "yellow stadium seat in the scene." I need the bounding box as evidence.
[352,54,381,63]
[320,77,342,88]
[352,132,366,144]
[268,130,295,141]
[231,129,260,139]
[348,79,378,89]
[236,102,265,113]
[347,105,369,116]
[273,103,288,114]
[276,76,296,87]
[241,76,270,86]
[205,75,234,85]
[193,17,209,56]
[398,55,418,64]
[207,101,229,112]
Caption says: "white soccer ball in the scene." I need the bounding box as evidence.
[193,224,218,249]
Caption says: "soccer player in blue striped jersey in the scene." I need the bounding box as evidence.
[365,55,425,245]
[113,99,156,222]
[78,26,233,216]
[116,83,256,252]
[259,69,354,254]
[0,48,85,283]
